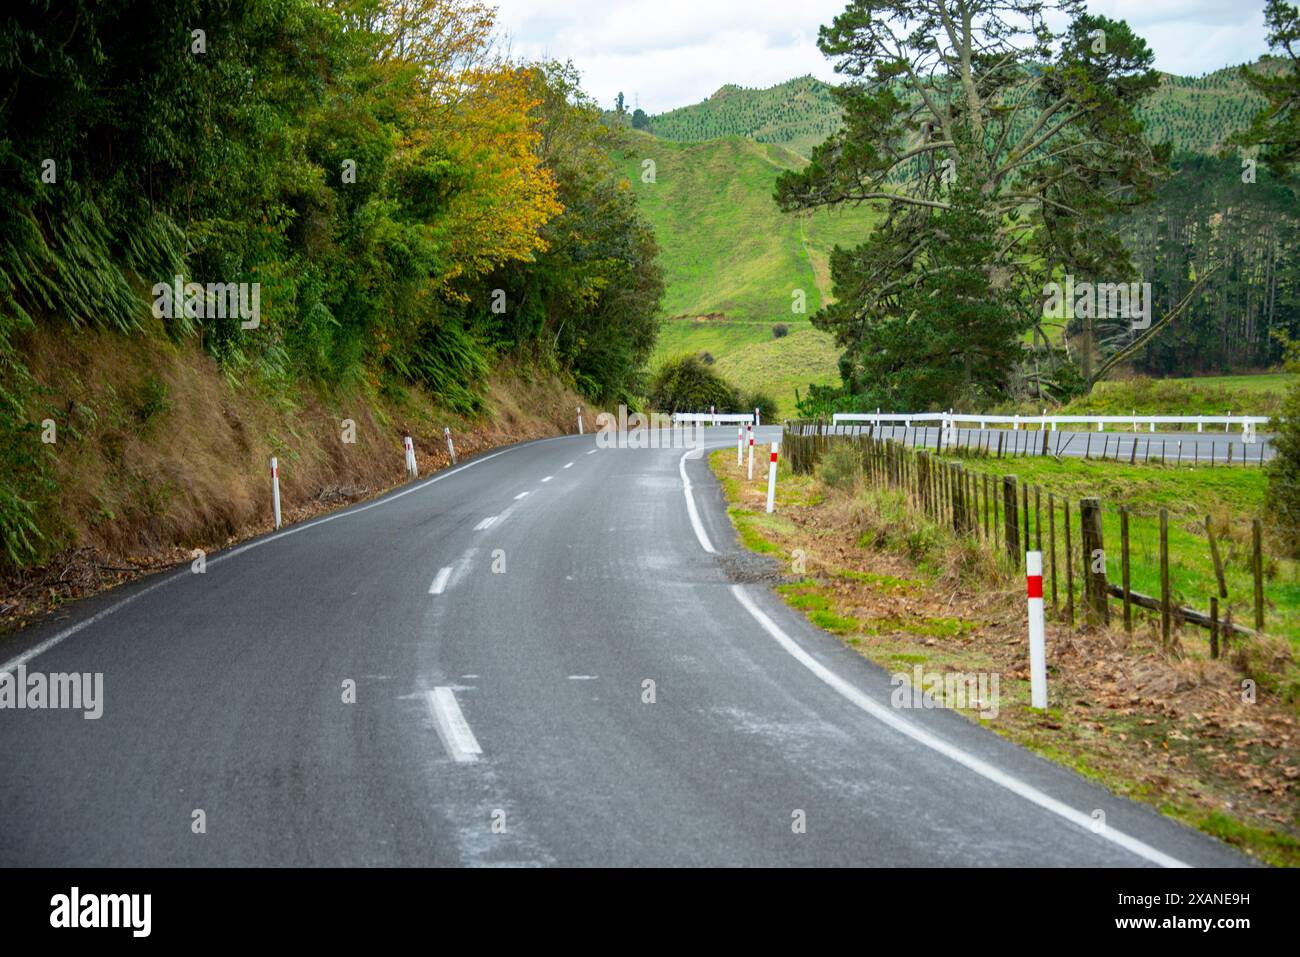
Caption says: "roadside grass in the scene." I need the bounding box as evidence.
[1067,375,1290,418]
[988,373,1292,420]
[707,446,1300,866]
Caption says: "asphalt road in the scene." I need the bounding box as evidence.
[0,427,1250,866]
[828,424,1275,464]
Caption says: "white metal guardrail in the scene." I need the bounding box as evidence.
[829,410,1271,443]
[672,412,757,425]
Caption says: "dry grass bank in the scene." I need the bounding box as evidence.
[1,326,596,632]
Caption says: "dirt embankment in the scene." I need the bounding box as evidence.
[1,326,597,633]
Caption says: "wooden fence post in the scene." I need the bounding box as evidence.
[1003,476,1020,566]
[1205,516,1228,600]
[1048,492,1058,614]
[1064,499,1075,628]
[1253,518,1265,631]
[1210,597,1220,659]
[1120,507,1132,633]
[1159,509,1171,647]
[1080,498,1109,626]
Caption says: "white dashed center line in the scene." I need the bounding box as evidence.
[428,566,453,595]
[426,687,482,763]
[475,516,497,531]
[541,476,553,483]
[514,491,529,500]
[563,462,574,469]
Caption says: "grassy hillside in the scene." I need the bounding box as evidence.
[614,131,877,412]
[625,62,1283,415]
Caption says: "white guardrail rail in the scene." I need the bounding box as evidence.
[829,411,1271,444]
[672,412,758,425]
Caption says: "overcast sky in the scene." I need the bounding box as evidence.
[492,0,1275,114]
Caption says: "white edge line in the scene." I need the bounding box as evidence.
[678,449,716,554]
[728,584,1188,869]
[428,566,453,595]
[0,436,565,673]
[427,687,482,762]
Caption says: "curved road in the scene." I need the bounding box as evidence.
[0,428,1249,866]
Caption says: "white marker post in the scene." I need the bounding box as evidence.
[404,435,417,478]
[754,406,761,427]
[737,426,744,466]
[710,405,716,427]
[444,427,457,465]
[1026,551,1047,709]
[577,405,584,435]
[765,441,779,514]
[747,424,755,480]
[271,457,282,530]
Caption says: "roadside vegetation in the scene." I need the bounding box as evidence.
[646,355,775,419]
[710,444,1300,865]
[0,1,663,572]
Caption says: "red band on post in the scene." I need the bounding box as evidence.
[1027,575,1043,599]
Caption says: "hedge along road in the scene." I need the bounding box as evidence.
[0,427,1249,866]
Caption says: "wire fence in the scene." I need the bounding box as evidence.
[783,422,1274,653]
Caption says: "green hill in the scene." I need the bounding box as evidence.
[628,63,1277,415]
[646,76,843,158]
[645,64,1270,160]
[614,131,879,413]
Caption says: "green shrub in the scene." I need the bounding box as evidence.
[818,442,862,492]
[648,354,739,413]
[739,389,779,422]
[772,323,789,338]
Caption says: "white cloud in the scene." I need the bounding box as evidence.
[490,0,1276,113]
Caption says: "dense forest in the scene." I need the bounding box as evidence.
[1121,155,1300,375]
[0,0,663,566]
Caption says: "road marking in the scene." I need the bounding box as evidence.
[541,475,553,483]
[586,449,598,455]
[563,462,574,469]
[677,449,715,554]
[475,516,497,531]
[428,566,453,595]
[1,435,576,673]
[426,687,482,763]
[567,675,598,680]
[514,492,529,500]
[728,584,1188,868]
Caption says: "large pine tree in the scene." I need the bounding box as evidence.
[776,0,1168,410]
